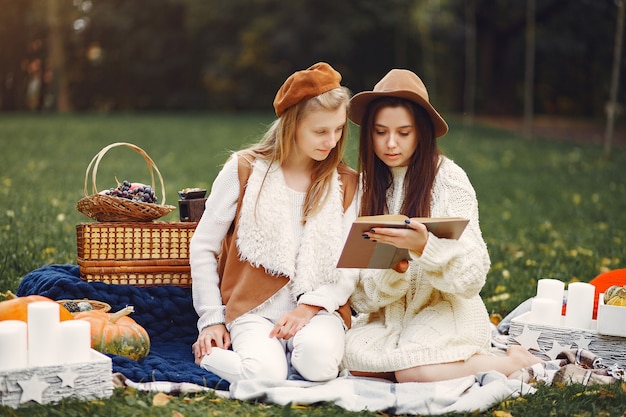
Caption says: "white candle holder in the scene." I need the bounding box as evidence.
[0,349,112,408]
[0,301,112,408]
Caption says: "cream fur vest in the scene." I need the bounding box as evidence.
[236,159,346,297]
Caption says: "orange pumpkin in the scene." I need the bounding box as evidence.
[74,306,150,361]
[0,291,73,322]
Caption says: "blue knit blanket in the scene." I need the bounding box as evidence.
[17,264,229,391]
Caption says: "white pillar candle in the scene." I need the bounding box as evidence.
[0,320,28,371]
[58,320,92,364]
[565,282,596,329]
[536,278,565,309]
[27,301,60,367]
[530,297,561,326]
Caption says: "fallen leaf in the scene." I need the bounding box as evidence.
[499,397,527,408]
[490,313,503,326]
[153,392,171,406]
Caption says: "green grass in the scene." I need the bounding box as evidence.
[0,113,625,416]
[2,381,625,417]
[442,125,626,317]
[0,112,274,291]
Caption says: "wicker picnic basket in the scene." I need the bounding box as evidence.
[76,142,176,222]
[78,261,192,287]
[76,221,196,287]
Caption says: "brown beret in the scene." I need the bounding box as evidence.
[273,62,342,117]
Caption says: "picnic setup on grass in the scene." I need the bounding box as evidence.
[1,142,625,414]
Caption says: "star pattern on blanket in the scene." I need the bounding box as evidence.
[514,325,542,352]
[17,373,49,404]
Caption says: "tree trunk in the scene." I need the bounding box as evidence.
[523,0,536,140]
[604,0,625,160]
[418,2,437,98]
[464,0,477,127]
[0,0,30,111]
[47,0,71,112]
[394,2,408,69]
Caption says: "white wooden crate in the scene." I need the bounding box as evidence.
[596,297,626,338]
[0,349,112,408]
[507,311,626,368]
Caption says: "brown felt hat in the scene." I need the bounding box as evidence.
[349,69,448,138]
[273,62,342,117]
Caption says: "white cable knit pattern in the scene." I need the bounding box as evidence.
[342,156,492,372]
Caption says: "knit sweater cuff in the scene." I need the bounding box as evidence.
[197,307,226,333]
[415,233,488,297]
[415,234,449,270]
[351,268,409,312]
[298,292,338,314]
[376,268,410,297]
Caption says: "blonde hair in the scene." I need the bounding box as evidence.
[248,86,351,223]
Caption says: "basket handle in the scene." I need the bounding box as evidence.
[83,142,168,205]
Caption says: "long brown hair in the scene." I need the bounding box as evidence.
[358,97,442,217]
[248,86,351,222]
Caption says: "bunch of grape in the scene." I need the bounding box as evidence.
[62,301,93,313]
[103,180,158,203]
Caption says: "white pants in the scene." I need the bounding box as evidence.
[200,312,345,384]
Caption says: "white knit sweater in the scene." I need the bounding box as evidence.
[341,156,492,372]
[190,153,359,332]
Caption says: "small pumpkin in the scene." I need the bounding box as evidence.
[0,291,74,322]
[604,285,626,307]
[74,306,150,361]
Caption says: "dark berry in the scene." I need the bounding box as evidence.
[63,301,80,313]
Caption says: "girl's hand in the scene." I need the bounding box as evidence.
[269,304,322,340]
[192,324,231,364]
[365,219,429,256]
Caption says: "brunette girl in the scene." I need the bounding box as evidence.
[342,69,541,382]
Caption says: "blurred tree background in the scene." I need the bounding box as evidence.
[0,0,623,124]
